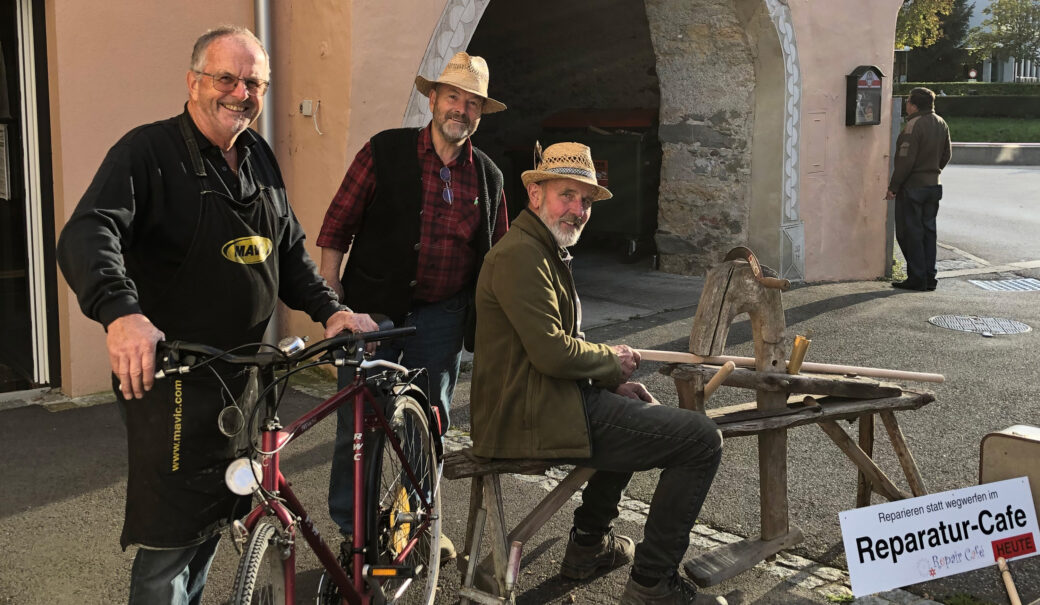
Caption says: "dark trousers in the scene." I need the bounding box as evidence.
[895,185,942,286]
[127,535,220,605]
[560,385,723,579]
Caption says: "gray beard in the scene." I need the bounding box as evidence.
[438,119,473,143]
[538,207,583,248]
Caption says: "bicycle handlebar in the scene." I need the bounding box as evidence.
[155,324,416,378]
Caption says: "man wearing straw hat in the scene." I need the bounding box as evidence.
[471,142,726,604]
[317,52,509,557]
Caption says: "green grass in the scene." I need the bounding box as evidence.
[945,117,1040,143]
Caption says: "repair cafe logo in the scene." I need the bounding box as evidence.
[914,533,1037,579]
[221,236,274,264]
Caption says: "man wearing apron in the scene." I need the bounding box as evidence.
[57,26,376,605]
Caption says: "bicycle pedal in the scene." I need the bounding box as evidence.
[229,520,249,554]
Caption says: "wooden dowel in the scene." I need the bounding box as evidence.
[703,361,735,400]
[998,557,1022,605]
[636,349,944,384]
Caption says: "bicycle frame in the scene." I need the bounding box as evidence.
[238,361,436,605]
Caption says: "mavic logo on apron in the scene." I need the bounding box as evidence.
[221,236,274,264]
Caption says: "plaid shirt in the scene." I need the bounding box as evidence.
[317,125,508,303]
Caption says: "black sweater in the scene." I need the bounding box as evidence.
[58,109,341,337]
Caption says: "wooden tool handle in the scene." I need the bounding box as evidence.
[998,557,1022,605]
[635,349,945,384]
[703,361,735,399]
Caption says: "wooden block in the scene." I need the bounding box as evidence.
[708,392,934,438]
[663,364,902,399]
[444,450,554,480]
[683,527,804,587]
[674,373,706,413]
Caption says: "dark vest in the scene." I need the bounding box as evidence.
[341,127,503,323]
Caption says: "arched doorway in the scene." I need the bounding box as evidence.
[404,0,802,279]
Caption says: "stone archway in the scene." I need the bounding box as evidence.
[405,0,802,280]
[402,0,489,127]
[646,0,802,279]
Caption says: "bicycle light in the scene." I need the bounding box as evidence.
[225,457,263,495]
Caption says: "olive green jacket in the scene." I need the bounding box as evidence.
[470,209,623,459]
[889,109,952,192]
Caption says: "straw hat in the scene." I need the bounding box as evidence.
[415,52,506,114]
[521,142,613,202]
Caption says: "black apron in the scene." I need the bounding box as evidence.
[119,115,279,549]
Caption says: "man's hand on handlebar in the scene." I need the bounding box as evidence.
[325,310,382,354]
[107,313,165,400]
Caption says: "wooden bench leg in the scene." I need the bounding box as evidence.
[507,467,594,544]
[880,410,928,497]
[460,477,485,574]
[484,474,511,596]
[674,374,706,412]
[818,419,910,502]
[856,414,875,507]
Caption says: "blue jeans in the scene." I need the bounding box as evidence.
[895,185,942,286]
[127,535,220,605]
[560,385,723,579]
[328,291,467,534]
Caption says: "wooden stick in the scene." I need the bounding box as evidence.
[636,349,945,384]
[997,557,1023,605]
[703,361,735,400]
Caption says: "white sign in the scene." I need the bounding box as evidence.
[840,477,1039,597]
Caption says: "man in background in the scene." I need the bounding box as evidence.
[887,86,952,291]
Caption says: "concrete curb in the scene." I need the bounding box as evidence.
[949,142,1040,166]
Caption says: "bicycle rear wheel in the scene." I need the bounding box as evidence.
[365,392,441,605]
[231,521,288,605]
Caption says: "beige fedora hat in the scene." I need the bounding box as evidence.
[521,141,612,202]
[415,52,506,114]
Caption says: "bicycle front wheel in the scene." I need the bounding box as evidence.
[231,521,288,605]
[365,392,441,605]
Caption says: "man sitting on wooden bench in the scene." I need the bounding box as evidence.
[470,142,727,605]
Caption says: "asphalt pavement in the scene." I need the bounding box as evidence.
[2,165,1040,604]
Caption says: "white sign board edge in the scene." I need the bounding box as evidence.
[839,477,1038,597]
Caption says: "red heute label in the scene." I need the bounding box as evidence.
[992,533,1037,560]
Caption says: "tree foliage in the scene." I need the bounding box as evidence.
[968,0,1040,62]
[908,0,974,81]
[897,0,956,48]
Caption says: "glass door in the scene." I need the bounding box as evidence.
[0,0,49,394]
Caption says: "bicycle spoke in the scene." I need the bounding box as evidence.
[366,394,441,605]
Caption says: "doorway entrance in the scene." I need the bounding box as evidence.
[1,0,53,394]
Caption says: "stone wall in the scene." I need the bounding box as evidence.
[645,0,756,275]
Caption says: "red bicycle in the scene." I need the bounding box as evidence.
[155,325,444,605]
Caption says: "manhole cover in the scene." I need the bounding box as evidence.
[929,315,1032,335]
[969,278,1040,292]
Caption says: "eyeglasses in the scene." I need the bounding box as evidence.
[439,166,453,204]
[195,71,270,96]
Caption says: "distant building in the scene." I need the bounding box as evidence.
[970,0,1039,82]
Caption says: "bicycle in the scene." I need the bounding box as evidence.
[155,324,444,605]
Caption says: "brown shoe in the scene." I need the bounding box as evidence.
[559,528,635,580]
[619,572,727,605]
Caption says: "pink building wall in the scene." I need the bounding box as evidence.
[789,0,904,281]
